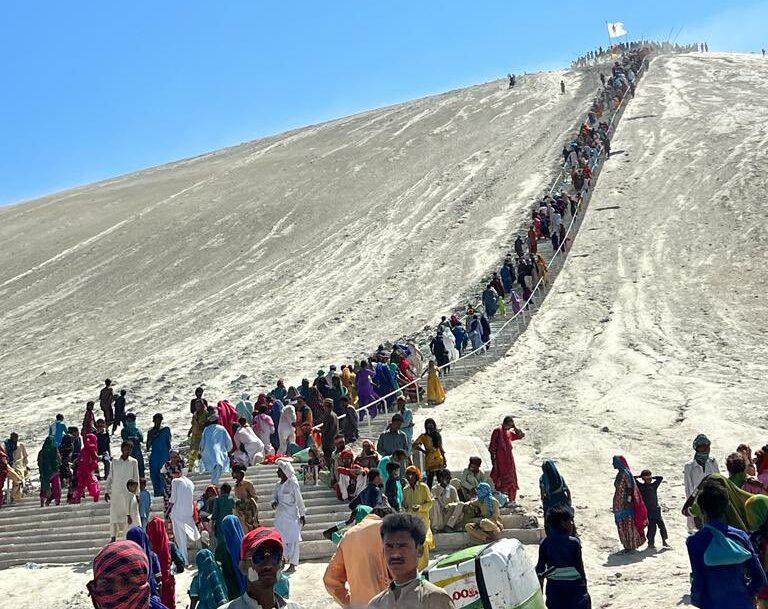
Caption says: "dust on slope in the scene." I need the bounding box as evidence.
[409,52,768,608]
[0,67,601,442]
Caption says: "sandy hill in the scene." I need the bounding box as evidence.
[0,66,600,439]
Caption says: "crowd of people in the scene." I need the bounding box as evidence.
[6,44,745,609]
[571,40,707,68]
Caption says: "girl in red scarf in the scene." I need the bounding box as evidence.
[147,516,176,609]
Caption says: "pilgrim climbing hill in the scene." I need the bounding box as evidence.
[1,64,601,441]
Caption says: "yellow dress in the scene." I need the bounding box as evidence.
[426,367,445,405]
[341,367,358,404]
[412,434,445,474]
[403,481,435,569]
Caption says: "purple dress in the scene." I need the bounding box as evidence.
[356,368,380,420]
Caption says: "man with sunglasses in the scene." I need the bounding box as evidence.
[220,526,305,609]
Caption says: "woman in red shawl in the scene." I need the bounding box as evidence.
[73,433,100,503]
[146,516,175,609]
[216,400,239,441]
[489,416,525,502]
[612,455,648,551]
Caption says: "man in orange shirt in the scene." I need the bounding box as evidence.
[323,507,390,608]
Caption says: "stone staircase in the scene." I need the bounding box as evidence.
[0,426,542,569]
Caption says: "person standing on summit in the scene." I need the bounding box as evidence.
[560,80,566,94]
[99,379,115,428]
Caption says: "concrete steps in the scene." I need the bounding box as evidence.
[0,449,543,569]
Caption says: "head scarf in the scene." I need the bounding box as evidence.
[353,505,374,524]
[694,473,753,530]
[405,465,422,481]
[221,515,248,595]
[194,549,229,609]
[277,459,298,483]
[89,540,150,609]
[746,495,768,532]
[126,526,160,597]
[540,459,568,497]
[124,417,139,434]
[145,517,174,608]
[612,455,648,536]
[612,455,634,489]
[476,482,494,515]
[693,434,711,466]
[84,433,98,451]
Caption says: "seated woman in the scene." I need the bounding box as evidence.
[465,482,503,543]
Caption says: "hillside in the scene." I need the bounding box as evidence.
[0,67,600,439]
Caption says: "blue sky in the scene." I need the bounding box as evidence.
[2,0,766,205]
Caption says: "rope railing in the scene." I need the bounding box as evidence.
[312,58,646,438]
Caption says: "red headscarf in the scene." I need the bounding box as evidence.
[217,400,239,441]
[88,541,150,609]
[146,517,175,609]
[79,434,100,476]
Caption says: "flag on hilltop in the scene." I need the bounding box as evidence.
[607,22,627,38]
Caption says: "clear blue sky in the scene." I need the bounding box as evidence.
[2,0,766,205]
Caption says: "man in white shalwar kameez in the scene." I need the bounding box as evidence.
[233,422,265,467]
[168,470,200,566]
[105,441,140,540]
[272,460,306,573]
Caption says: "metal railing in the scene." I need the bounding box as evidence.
[314,59,646,438]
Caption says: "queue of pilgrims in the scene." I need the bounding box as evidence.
[571,40,706,68]
[9,46,762,609]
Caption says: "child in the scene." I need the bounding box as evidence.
[635,469,669,548]
[139,478,152,528]
[95,419,111,480]
[123,479,142,537]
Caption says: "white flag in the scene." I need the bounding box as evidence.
[607,21,627,38]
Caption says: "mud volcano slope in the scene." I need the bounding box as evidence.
[0,67,600,434]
